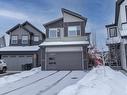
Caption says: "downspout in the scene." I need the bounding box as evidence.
[82,47,84,70]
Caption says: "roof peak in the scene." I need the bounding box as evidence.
[61,8,87,21]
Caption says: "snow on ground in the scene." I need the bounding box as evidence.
[0,66,127,95]
[58,66,127,95]
[0,70,87,95]
[0,67,41,87]
[40,71,87,95]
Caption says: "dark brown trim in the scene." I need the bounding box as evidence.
[125,6,127,22]
[115,0,125,25]
[43,18,63,27]
[6,24,33,35]
[6,24,20,34]
[105,24,116,28]
[109,27,117,37]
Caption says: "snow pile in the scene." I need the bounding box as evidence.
[0,67,41,87]
[58,66,127,95]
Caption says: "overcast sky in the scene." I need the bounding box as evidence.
[0,0,115,50]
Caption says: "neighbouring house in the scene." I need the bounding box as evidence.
[0,21,45,71]
[40,8,90,70]
[0,35,6,48]
[106,0,127,70]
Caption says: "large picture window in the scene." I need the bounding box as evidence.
[11,36,18,44]
[22,36,28,44]
[68,26,80,37]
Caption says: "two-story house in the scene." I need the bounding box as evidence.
[0,21,45,71]
[106,0,127,70]
[40,8,90,70]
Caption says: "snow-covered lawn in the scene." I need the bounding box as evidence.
[58,66,127,95]
[0,67,87,95]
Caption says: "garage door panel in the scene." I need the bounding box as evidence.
[47,52,82,70]
[2,55,33,71]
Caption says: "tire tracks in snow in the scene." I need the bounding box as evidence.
[0,71,58,95]
[36,71,72,95]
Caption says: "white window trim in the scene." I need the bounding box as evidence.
[68,26,81,37]
[49,28,58,38]
[34,36,39,42]
[11,36,18,44]
[22,35,28,44]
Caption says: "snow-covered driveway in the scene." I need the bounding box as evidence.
[0,70,87,95]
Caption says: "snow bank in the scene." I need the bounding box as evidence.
[0,67,41,87]
[58,66,127,95]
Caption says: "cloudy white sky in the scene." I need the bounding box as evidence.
[0,0,115,50]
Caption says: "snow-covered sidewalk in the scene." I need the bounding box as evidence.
[58,66,127,95]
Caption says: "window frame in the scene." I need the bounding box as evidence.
[22,35,29,44]
[11,35,18,44]
[109,27,117,37]
[49,28,58,38]
[34,36,39,42]
[68,26,81,37]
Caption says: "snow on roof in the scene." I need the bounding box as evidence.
[106,37,121,44]
[120,30,127,36]
[0,46,40,52]
[40,41,89,46]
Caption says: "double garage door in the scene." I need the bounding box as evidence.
[2,55,33,71]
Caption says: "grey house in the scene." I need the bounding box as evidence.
[0,21,45,71]
[40,8,90,70]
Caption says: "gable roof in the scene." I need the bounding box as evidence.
[6,24,33,35]
[43,17,63,27]
[22,21,45,37]
[61,8,87,21]
[6,21,45,38]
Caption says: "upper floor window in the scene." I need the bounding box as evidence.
[49,28,58,38]
[34,36,39,42]
[22,36,28,44]
[109,28,117,37]
[11,36,18,44]
[68,26,80,37]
